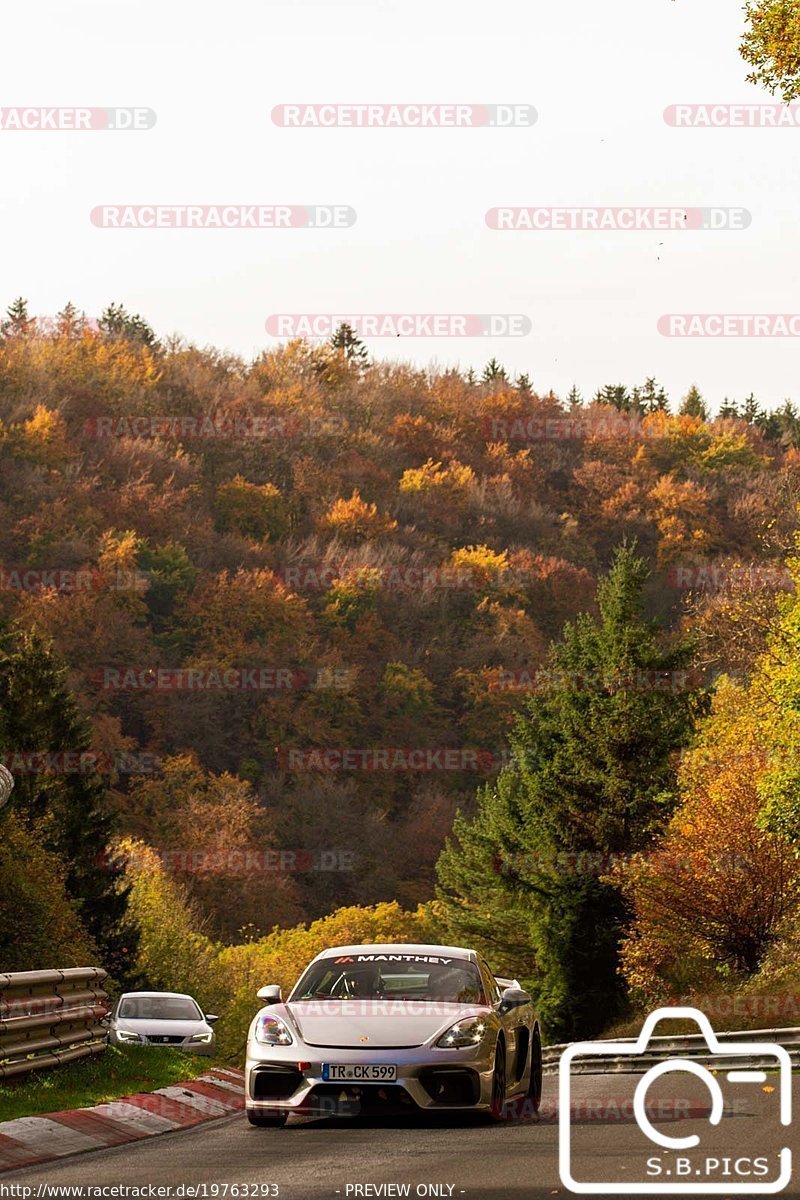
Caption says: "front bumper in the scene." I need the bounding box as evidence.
[245,1042,497,1117]
[111,1034,215,1056]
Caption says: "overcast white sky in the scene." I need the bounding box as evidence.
[3,0,799,410]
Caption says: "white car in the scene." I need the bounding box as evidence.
[107,991,218,1055]
[245,942,542,1126]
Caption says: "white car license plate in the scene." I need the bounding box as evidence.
[322,1064,397,1082]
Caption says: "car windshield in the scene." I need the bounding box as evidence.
[118,996,202,1021]
[292,957,485,1003]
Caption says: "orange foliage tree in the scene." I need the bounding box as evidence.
[616,680,800,1002]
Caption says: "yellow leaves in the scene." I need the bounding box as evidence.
[647,475,714,565]
[0,326,161,393]
[449,544,510,589]
[15,404,69,467]
[699,431,765,472]
[23,403,60,443]
[98,528,141,574]
[399,458,475,494]
[318,489,397,541]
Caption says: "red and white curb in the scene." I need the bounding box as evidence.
[0,1067,244,1172]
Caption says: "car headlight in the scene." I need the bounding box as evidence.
[188,1031,214,1044]
[116,1029,141,1043]
[254,1014,294,1046]
[436,1016,489,1048]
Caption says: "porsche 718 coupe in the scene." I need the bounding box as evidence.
[245,942,542,1126]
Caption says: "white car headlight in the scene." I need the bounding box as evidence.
[116,1029,142,1044]
[254,1014,294,1046]
[436,1016,489,1049]
[188,1031,214,1044]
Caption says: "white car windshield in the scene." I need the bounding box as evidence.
[118,996,202,1020]
[292,958,485,1003]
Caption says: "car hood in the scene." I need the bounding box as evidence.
[285,1000,482,1048]
[115,1019,208,1037]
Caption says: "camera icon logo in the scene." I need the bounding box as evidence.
[559,1006,792,1194]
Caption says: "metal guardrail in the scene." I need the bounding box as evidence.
[0,764,13,810]
[0,967,110,1079]
[543,1027,800,1074]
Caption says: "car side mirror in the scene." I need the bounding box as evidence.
[256,984,282,1004]
[205,1014,219,1024]
[99,1015,111,1027]
[499,986,529,1013]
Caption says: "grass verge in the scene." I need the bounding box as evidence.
[0,1046,213,1123]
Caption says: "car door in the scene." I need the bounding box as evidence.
[478,958,517,1084]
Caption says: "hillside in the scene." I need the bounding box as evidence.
[1,307,799,944]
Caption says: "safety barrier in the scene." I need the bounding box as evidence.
[0,764,13,809]
[543,1026,800,1074]
[0,967,110,1079]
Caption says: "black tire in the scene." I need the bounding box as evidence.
[489,1040,507,1122]
[526,1027,543,1113]
[247,1109,287,1128]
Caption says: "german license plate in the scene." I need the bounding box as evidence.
[322,1064,397,1082]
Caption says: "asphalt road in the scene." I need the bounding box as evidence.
[5,1074,799,1199]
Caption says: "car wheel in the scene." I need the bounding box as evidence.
[526,1027,543,1113]
[490,1040,506,1121]
[247,1110,287,1128]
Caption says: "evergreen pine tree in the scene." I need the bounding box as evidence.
[329,322,369,367]
[679,385,708,420]
[482,358,509,386]
[436,545,697,1039]
[775,400,800,447]
[0,629,134,978]
[640,377,669,412]
[1,297,33,338]
[99,302,157,349]
[596,384,630,411]
[742,392,763,424]
[566,385,583,409]
[56,302,88,338]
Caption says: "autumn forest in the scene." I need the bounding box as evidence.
[1,302,799,1044]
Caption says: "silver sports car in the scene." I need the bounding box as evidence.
[245,942,542,1126]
